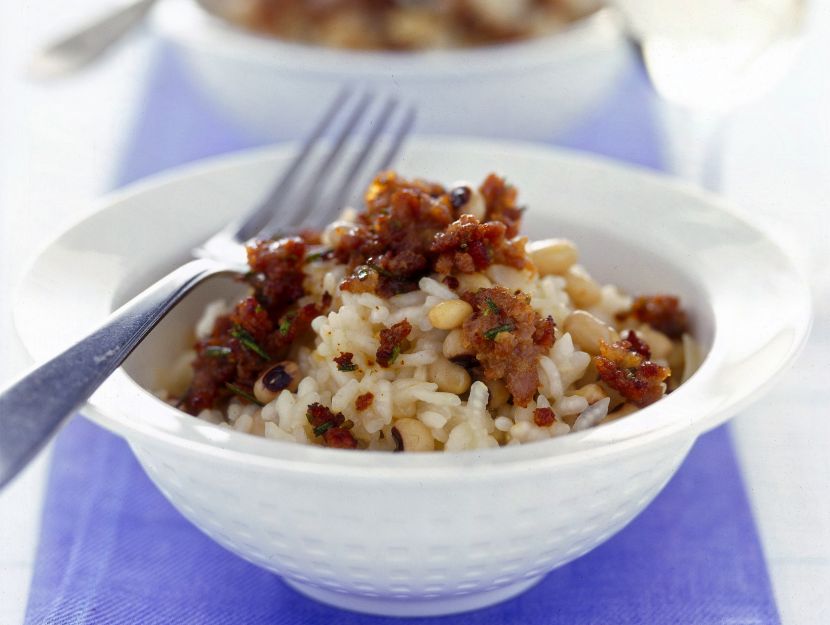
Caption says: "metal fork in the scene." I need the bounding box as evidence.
[0,90,415,489]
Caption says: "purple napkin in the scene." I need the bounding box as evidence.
[24,45,779,624]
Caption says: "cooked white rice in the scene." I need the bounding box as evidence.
[165,256,697,451]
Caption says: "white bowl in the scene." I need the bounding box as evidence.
[15,138,811,617]
[151,0,632,140]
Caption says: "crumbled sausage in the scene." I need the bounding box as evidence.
[376,320,412,368]
[337,172,526,296]
[622,330,651,359]
[533,407,556,427]
[355,392,374,411]
[431,214,529,275]
[306,402,358,448]
[334,352,358,372]
[479,173,524,238]
[594,339,670,407]
[619,295,689,339]
[461,287,555,407]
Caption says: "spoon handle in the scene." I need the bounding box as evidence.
[0,258,227,490]
[28,0,158,79]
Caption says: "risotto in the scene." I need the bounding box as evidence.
[164,172,699,451]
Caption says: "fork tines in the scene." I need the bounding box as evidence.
[245,89,416,242]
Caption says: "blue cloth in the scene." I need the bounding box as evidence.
[25,46,779,624]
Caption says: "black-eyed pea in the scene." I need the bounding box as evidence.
[428,299,473,330]
[563,311,619,355]
[564,265,601,308]
[528,238,578,275]
[391,418,434,452]
[253,361,300,404]
[449,182,486,220]
[429,357,472,394]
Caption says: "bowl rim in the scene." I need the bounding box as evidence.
[13,138,813,476]
[151,0,627,76]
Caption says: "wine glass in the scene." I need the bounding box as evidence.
[611,0,807,187]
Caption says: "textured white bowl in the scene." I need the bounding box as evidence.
[151,0,632,140]
[15,139,811,617]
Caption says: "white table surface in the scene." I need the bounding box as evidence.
[1,2,828,624]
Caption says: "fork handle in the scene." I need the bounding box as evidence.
[0,258,228,489]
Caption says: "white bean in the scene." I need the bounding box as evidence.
[564,265,601,308]
[442,328,470,360]
[528,238,578,275]
[563,311,619,355]
[428,357,472,394]
[428,299,473,330]
[392,418,434,451]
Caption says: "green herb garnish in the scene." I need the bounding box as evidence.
[485,298,500,315]
[338,362,358,372]
[224,383,264,406]
[230,325,271,360]
[313,421,334,436]
[278,314,295,336]
[204,345,232,358]
[388,345,401,365]
[483,323,514,340]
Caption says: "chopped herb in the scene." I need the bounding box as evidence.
[254,304,265,315]
[224,383,263,406]
[230,325,271,360]
[305,248,333,264]
[484,323,514,340]
[278,314,295,336]
[485,297,500,315]
[313,421,335,436]
[388,345,401,364]
[338,362,358,372]
[204,345,232,358]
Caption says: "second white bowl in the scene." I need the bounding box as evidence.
[152,0,632,140]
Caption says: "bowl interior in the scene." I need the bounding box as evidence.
[121,220,716,395]
[14,138,811,471]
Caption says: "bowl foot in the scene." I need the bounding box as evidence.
[283,575,545,617]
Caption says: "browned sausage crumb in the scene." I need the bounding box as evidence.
[306,402,358,449]
[533,407,556,427]
[376,320,412,368]
[461,287,555,407]
[337,172,527,296]
[619,295,689,339]
[431,214,529,275]
[334,352,358,372]
[355,392,374,411]
[594,339,670,407]
[622,330,651,359]
[479,173,524,238]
